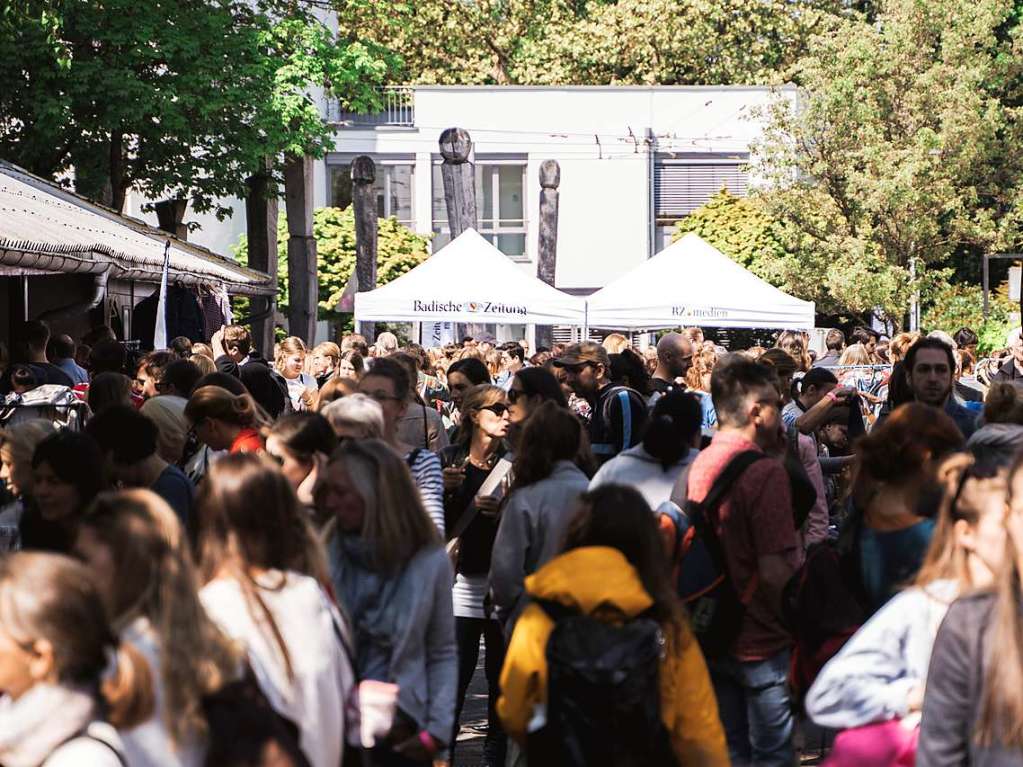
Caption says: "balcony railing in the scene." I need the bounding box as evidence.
[327,86,415,127]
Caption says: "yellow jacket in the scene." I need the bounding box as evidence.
[497,545,729,767]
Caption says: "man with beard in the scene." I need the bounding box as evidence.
[890,337,978,439]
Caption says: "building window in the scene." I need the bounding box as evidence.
[432,162,527,259]
[328,162,414,227]
[653,155,749,251]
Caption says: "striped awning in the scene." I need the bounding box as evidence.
[0,161,275,296]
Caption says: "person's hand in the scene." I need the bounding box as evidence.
[211,326,227,359]
[830,386,857,403]
[475,493,501,518]
[297,452,327,506]
[393,734,433,761]
[300,387,317,408]
[442,465,465,492]
[907,682,925,713]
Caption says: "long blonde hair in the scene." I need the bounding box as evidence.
[185,385,267,430]
[978,455,1023,746]
[0,551,155,729]
[274,337,308,374]
[198,454,329,682]
[80,490,241,744]
[914,454,1006,589]
[319,439,440,573]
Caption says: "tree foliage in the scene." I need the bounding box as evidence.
[921,282,1018,354]
[332,0,856,86]
[756,0,1023,329]
[0,0,394,214]
[232,207,431,322]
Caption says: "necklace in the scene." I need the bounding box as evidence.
[467,451,499,471]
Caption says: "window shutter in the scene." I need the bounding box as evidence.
[654,162,749,219]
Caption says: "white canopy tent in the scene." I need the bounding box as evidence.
[354,228,586,326]
[585,233,815,331]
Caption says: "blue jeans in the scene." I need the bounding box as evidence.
[709,650,794,767]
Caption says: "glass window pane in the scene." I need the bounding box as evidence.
[432,165,447,225]
[329,165,354,209]
[389,165,414,223]
[481,165,495,223]
[496,233,526,257]
[498,165,523,225]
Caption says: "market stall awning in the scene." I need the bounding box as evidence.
[586,233,815,330]
[0,161,275,296]
[354,228,586,325]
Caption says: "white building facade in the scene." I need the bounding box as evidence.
[126,85,796,339]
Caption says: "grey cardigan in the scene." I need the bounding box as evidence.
[918,590,1023,767]
[489,461,590,628]
[327,536,457,744]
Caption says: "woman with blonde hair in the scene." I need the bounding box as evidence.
[807,454,1009,749]
[275,337,317,411]
[601,332,630,354]
[198,454,352,767]
[189,353,215,376]
[0,420,56,550]
[0,551,154,765]
[917,452,1023,763]
[309,342,341,388]
[74,489,240,766]
[317,439,456,765]
[185,386,266,454]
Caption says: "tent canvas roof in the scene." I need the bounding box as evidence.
[354,228,585,324]
[586,233,815,329]
[0,161,274,295]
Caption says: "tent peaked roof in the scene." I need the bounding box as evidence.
[586,232,815,329]
[354,228,585,324]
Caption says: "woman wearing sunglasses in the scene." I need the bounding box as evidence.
[439,384,511,766]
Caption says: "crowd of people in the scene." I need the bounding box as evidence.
[2,316,1023,766]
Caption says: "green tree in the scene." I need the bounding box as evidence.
[756,0,1023,329]
[0,0,394,214]
[333,0,856,86]
[921,282,1018,354]
[232,207,431,323]
[671,189,794,287]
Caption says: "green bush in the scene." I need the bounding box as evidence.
[232,206,431,324]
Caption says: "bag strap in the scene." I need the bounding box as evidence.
[448,458,512,541]
[694,450,766,516]
[57,726,128,767]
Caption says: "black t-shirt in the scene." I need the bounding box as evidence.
[649,377,676,395]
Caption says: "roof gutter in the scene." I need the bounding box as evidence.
[38,266,110,323]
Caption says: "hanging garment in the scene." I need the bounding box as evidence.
[133,285,206,351]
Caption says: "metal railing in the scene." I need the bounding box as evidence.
[327,86,415,127]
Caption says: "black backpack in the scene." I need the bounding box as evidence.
[526,600,678,767]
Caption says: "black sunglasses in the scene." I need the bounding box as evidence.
[479,403,509,417]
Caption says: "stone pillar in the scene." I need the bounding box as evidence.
[536,160,561,349]
[284,154,317,344]
[352,155,378,341]
[439,128,477,239]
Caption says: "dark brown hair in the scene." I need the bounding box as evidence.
[855,403,964,484]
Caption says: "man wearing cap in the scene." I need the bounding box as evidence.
[554,341,648,466]
[991,327,1023,387]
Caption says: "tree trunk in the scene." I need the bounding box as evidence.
[536,160,561,350]
[439,128,477,240]
[109,129,127,213]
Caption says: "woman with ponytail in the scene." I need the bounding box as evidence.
[197,453,353,767]
[74,489,241,766]
[589,389,703,509]
[0,551,153,766]
[185,385,266,454]
[917,453,1023,765]
[806,454,1008,754]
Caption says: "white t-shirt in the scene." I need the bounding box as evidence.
[283,372,317,411]
[200,571,354,767]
